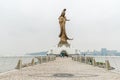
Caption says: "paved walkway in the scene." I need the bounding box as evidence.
[0,57,120,80]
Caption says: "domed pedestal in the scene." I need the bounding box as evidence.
[48,46,77,57]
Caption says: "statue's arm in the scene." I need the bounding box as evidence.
[65,16,70,21]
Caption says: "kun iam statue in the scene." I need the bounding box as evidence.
[58,9,72,47]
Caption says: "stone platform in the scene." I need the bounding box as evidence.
[0,57,120,80]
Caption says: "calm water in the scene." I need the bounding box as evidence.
[0,56,39,73]
[95,56,120,72]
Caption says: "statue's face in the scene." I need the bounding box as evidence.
[64,9,66,11]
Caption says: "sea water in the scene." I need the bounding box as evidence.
[95,56,120,72]
[0,56,39,73]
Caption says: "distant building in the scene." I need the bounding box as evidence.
[93,50,100,56]
[80,48,120,56]
[101,48,107,56]
[107,50,117,56]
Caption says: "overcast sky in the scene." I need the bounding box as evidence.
[0,0,120,56]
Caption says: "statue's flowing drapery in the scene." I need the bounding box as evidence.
[59,16,68,44]
[58,9,72,47]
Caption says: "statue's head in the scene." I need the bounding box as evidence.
[60,8,66,17]
[63,8,66,11]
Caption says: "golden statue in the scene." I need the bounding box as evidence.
[58,9,72,47]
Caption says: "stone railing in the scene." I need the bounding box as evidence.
[15,55,56,70]
[72,56,113,70]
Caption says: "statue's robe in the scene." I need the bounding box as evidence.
[58,16,69,44]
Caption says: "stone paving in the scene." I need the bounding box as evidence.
[0,57,120,80]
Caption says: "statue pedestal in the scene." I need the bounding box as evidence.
[58,43,70,48]
[47,45,76,56]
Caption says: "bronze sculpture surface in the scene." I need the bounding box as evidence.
[58,9,72,47]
